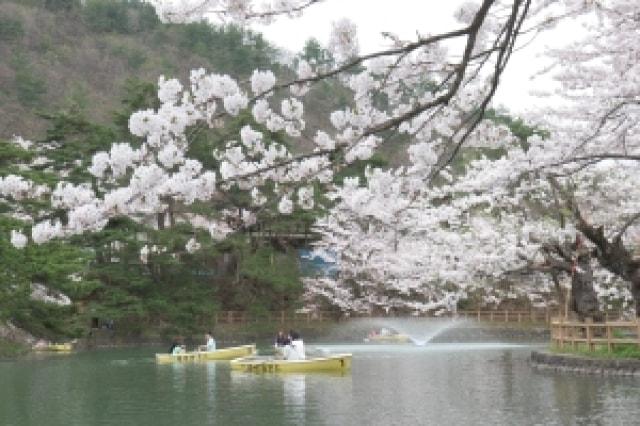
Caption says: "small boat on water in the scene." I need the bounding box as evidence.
[230,353,352,373]
[364,327,412,343]
[33,343,74,352]
[364,334,411,344]
[155,344,255,363]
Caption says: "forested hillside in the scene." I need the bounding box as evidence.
[0,0,277,137]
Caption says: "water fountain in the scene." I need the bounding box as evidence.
[309,316,536,358]
[318,317,465,346]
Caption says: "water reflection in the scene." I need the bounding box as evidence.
[282,374,305,424]
[169,362,187,393]
[205,362,217,424]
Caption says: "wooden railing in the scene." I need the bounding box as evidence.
[213,308,620,325]
[451,309,556,324]
[245,222,319,241]
[213,310,337,325]
[550,318,640,353]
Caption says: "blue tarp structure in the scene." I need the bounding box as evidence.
[298,249,339,278]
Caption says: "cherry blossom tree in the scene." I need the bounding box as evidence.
[10,0,640,317]
[521,0,640,316]
[9,0,535,241]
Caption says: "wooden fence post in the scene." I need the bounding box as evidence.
[558,318,564,349]
[606,324,612,353]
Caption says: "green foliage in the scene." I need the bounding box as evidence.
[485,108,549,146]
[111,44,147,70]
[11,55,47,107]
[11,302,80,339]
[178,22,276,75]
[300,38,334,67]
[44,0,80,11]
[241,246,302,293]
[553,344,640,360]
[0,1,316,340]
[126,0,161,33]
[82,0,159,34]
[82,0,129,33]
[113,78,159,135]
[0,142,33,167]
[235,244,304,311]
[71,217,224,334]
[0,216,92,337]
[0,15,24,41]
[446,110,549,176]
[39,109,118,180]
[0,339,28,358]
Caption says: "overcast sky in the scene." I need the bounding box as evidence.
[255,1,584,116]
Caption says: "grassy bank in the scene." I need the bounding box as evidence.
[0,339,29,358]
[551,344,640,360]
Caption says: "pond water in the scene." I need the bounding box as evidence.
[1,340,639,426]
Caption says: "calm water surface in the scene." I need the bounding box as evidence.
[1,343,638,426]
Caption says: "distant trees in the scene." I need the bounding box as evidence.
[82,0,160,34]
[44,0,79,12]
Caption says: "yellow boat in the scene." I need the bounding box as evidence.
[33,343,74,352]
[230,353,352,373]
[155,344,256,364]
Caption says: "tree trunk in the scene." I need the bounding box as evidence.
[548,177,640,318]
[630,267,640,317]
[550,272,565,308]
[570,248,598,319]
[157,212,164,230]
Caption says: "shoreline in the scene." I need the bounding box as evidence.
[530,350,640,377]
[2,321,553,360]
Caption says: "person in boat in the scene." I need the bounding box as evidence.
[169,337,186,355]
[273,330,290,359]
[275,330,291,347]
[199,332,216,352]
[284,330,305,360]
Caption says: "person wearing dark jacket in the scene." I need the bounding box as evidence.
[275,330,291,347]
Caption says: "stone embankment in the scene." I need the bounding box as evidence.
[531,351,640,377]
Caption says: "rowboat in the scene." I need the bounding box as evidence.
[155,344,255,364]
[33,343,74,352]
[364,334,411,344]
[230,353,352,373]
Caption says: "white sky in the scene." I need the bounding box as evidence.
[255,0,584,116]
